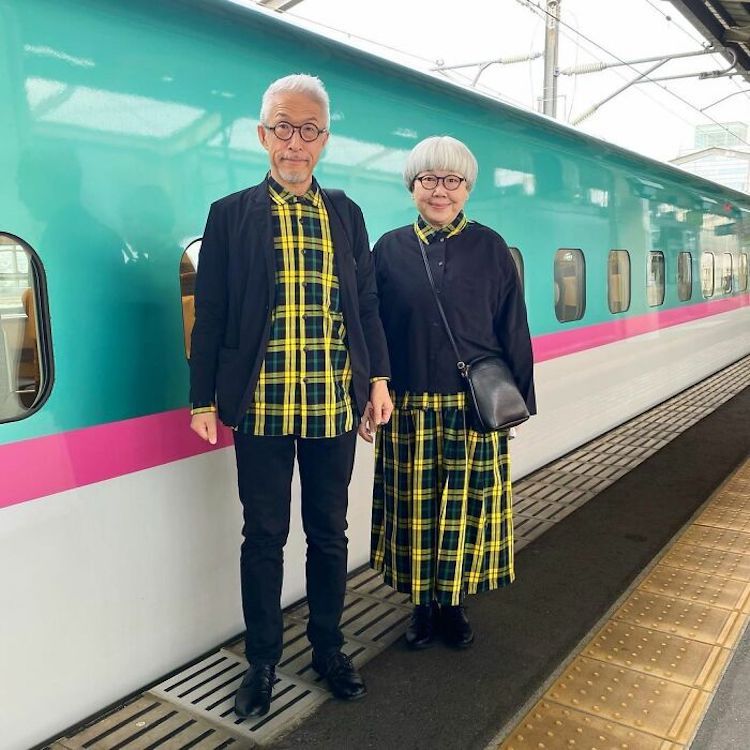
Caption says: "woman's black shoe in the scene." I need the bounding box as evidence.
[405,602,439,649]
[442,605,474,649]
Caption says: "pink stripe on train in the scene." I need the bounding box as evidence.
[1,293,748,510]
[533,293,749,362]
[0,409,233,510]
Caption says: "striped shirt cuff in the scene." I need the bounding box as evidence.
[191,405,217,416]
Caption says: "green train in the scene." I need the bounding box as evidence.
[0,1,748,746]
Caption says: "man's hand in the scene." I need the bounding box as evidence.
[358,401,376,442]
[191,411,218,445]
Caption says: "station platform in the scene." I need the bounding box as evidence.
[44,357,750,750]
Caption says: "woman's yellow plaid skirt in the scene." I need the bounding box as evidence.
[370,392,514,606]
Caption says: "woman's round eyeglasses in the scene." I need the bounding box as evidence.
[264,121,327,142]
[414,174,466,191]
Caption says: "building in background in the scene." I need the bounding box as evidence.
[671,123,750,193]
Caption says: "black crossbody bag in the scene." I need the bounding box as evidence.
[418,238,530,433]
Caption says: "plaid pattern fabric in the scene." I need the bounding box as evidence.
[414,211,468,244]
[371,391,514,605]
[238,176,354,437]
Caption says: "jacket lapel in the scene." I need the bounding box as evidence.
[243,183,276,300]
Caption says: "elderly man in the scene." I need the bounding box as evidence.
[189,74,392,717]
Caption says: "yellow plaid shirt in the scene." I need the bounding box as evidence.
[236,176,355,437]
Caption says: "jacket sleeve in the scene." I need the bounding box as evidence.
[189,202,228,407]
[349,201,391,380]
[493,236,537,415]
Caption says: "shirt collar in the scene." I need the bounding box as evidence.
[267,173,321,207]
[413,211,469,244]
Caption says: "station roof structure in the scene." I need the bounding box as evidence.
[669,1,750,80]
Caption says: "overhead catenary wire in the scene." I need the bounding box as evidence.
[515,0,750,149]
[514,0,706,132]
[643,0,750,104]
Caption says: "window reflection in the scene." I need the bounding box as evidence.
[0,234,51,421]
[677,252,692,301]
[180,240,200,359]
[646,251,665,307]
[554,249,585,323]
[509,247,524,293]
[25,77,205,139]
[721,253,733,295]
[608,250,630,313]
[739,253,749,292]
[701,252,715,298]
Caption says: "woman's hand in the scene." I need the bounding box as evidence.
[369,380,393,426]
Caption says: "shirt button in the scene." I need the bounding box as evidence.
[438,261,444,267]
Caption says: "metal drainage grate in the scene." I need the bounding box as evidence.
[149,650,327,746]
[51,695,248,749]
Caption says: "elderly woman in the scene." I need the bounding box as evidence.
[361,136,536,649]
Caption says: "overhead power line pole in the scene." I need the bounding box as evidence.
[542,0,561,117]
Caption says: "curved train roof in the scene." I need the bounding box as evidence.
[158,0,750,206]
[214,0,750,202]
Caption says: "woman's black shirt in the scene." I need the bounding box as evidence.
[373,220,536,414]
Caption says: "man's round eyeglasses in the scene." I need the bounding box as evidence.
[414,174,466,191]
[264,121,327,142]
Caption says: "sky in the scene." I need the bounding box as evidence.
[256,0,750,165]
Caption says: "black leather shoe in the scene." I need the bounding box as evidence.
[405,602,440,649]
[234,664,275,718]
[312,651,367,700]
[442,605,474,649]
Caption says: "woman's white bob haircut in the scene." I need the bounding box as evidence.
[260,74,331,128]
[404,136,478,192]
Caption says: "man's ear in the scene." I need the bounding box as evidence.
[257,124,270,151]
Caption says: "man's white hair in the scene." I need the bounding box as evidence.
[403,136,478,192]
[260,74,330,128]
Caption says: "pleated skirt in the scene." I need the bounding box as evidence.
[370,392,514,606]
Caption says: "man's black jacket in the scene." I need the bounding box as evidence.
[189,181,390,428]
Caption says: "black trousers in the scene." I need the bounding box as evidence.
[233,429,357,665]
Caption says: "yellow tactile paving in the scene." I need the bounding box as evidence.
[497,458,750,750]
[660,541,750,581]
[695,505,750,533]
[639,565,750,612]
[546,657,709,744]
[501,701,680,750]
[614,590,746,647]
[680,525,750,555]
[582,620,730,690]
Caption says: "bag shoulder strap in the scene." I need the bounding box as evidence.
[417,236,465,373]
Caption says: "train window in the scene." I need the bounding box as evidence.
[179,239,200,359]
[509,247,524,293]
[677,252,692,301]
[607,250,630,313]
[739,253,748,292]
[721,253,733,294]
[0,233,53,422]
[701,252,715,298]
[554,248,586,322]
[646,251,665,307]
